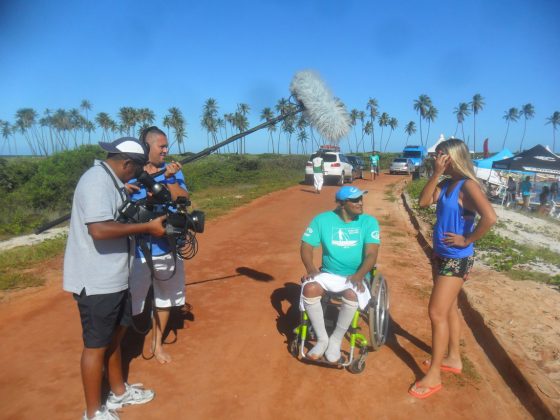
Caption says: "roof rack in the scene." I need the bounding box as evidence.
[318,144,340,152]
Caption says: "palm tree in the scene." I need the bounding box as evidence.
[519,103,535,151]
[425,105,438,146]
[366,98,379,151]
[260,107,276,153]
[80,100,92,143]
[275,98,290,153]
[384,117,398,151]
[237,103,250,154]
[378,112,389,149]
[296,114,309,154]
[413,95,432,147]
[453,102,470,140]
[231,108,249,154]
[363,121,373,151]
[297,127,308,155]
[118,107,136,137]
[502,107,520,149]
[15,108,39,155]
[201,98,219,149]
[136,108,155,135]
[404,121,416,146]
[546,111,560,153]
[470,94,485,153]
[165,107,186,153]
[95,112,114,142]
[0,120,13,154]
[349,109,359,153]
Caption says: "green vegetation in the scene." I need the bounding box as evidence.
[0,235,67,290]
[0,150,307,290]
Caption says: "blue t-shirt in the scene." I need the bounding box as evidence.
[520,180,531,197]
[130,164,188,257]
[433,179,475,258]
[302,211,381,276]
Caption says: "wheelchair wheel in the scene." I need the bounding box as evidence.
[348,348,368,374]
[368,274,390,351]
[289,336,299,357]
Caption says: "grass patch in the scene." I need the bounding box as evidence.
[460,354,481,384]
[504,269,560,286]
[384,188,397,202]
[0,235,67,290]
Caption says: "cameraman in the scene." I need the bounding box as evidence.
[63,137,166,420]
[128,126,189,364]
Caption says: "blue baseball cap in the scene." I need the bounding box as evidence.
[336,186,368,201]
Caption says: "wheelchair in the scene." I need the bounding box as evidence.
[289,269,390,374]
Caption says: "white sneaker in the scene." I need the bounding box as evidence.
[82,405,119,420]
[106,383,155,410]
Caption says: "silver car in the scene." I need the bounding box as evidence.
[389,158,414,175]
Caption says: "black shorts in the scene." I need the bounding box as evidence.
[73,288,132,348]
[432,254,474,281]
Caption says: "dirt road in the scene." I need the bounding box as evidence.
[0,174,530,419]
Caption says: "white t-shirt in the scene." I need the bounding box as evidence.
[63,161,133,296]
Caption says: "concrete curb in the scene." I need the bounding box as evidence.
[400,190,557,419]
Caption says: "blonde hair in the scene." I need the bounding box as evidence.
[436,139,483,189]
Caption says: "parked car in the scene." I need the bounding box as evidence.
[389,158,414,175]
[347,155,365,180]
[305,150,354,185]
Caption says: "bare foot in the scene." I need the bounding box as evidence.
[154,347,172,364]
[423,357,462,372]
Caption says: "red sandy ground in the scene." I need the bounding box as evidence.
[0,174,531,419]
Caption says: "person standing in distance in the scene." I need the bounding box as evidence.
[311,152,325,194]
[300,186,380,363]
[410,139,496,399]
[369,151,380,180]
[128,126,189,364]
[63,137,166,420]
[520,176,532,212]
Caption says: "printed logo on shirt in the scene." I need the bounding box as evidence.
[331,227,359,248]
[303,227,313,237]
[371,230,380,240]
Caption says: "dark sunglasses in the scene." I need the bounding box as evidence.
[346,196,363,203]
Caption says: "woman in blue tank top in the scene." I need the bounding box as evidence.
[409,139,496,399]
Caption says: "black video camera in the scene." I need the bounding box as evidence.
[118,171,205,259]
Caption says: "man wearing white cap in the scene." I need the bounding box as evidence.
[300,186,381,363]
[63,137,166,420]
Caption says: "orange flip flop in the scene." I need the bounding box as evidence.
[440,364,462,374]
[408,382,443,399]
[422,359,462,375]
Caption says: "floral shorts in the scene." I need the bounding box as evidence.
[432,254,475,281]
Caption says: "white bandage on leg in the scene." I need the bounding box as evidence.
[303,295,329,358]
[325,297,359,363]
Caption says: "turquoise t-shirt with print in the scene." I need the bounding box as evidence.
[302,211,381,276]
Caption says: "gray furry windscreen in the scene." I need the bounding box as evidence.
[289,70,351,143]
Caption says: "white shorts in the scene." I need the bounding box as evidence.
[299,272,371,311]
[130,253,186,315]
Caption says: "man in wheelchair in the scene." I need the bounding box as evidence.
[300,186,380,364]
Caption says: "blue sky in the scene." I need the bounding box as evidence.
[1,0,559,155]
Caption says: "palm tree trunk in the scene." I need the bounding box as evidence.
[502,123,510,150]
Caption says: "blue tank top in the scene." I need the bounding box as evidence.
[433,179,475,258]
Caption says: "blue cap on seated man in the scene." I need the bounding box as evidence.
[336,186,368,201]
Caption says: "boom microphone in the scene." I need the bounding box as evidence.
[290,70,351,142]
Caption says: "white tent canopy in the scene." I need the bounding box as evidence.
[427,134,446,154]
